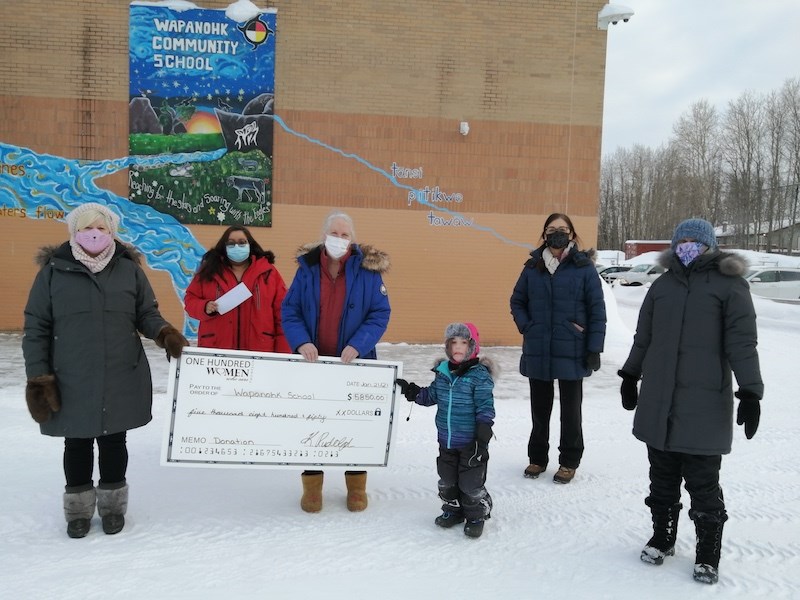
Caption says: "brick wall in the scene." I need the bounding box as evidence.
[0,0,608,344]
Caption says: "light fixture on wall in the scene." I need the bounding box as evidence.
[459,121,470,136]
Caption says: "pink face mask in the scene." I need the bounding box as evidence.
[75,228,113,255]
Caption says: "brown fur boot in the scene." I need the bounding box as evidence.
[345,471,368,512]
[300,472,324,513]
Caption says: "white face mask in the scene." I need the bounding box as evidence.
[324,234,350,259]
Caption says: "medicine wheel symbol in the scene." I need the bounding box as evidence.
[239,16,273,48]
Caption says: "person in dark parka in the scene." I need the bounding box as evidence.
[22,202,188,538]
[619,218,763,585]
[510,213,606,485]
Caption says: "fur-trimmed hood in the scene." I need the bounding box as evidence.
[432,356,499,378]
[526,245,598,270]
[580,247,598,264]
[657,248,748,277]
[35,241,144,268]
[295,243,390,273]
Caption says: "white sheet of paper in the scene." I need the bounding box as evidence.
[215,282,252,314]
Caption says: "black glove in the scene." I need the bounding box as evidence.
[25,374,60,423]
[467,441,489,468]
[156,325,190,360]
[735,390,761,440]
[586,352,601,372]
[618,370,639,411]
[395,378,420,402]
[468,422,493,468]
[475,421,493,445]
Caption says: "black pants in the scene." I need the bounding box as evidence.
[437,446,492,520]
[646,445,725,513]
[63,431,128,488]
[302,470,365,476]
[528,378,583,469]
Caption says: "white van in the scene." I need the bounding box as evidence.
[745,267,800,300]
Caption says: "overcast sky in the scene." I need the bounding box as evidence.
[601,0,799,156]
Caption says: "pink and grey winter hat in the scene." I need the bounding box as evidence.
[65,202,120,237]
[444,322,480,362]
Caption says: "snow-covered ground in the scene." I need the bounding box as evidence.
[1,279,799,599]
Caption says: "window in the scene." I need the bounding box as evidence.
[751,270,778,283]
[779,270,800,282]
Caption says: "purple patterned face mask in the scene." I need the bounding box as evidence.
[675,241,705,266]
[75,228,113,255]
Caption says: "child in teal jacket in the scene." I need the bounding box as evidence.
[397,323,496,538]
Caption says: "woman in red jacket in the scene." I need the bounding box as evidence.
[184,226,290,353]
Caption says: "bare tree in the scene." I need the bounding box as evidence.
[763,90,786,251]
[672,99,723,222]
[600,78,800,255]
[782,79,800,252]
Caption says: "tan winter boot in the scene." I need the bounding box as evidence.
[345,471,368,512]
[553,466,576,484]
[300,472,324,513]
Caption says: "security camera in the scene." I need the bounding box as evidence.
[597,3,634,30]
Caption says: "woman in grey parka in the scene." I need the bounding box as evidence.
[22,203,188,538]
[618,218,763,586]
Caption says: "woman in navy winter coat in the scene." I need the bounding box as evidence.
[510,213,606,484]
[281,211,391,513]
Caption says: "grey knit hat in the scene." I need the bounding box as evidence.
[671,218,716,250]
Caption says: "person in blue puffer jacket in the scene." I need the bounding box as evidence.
[396,322,496,539]
[281,211,391,515]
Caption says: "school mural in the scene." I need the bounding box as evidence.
[128,3,276,226]
[0,141,223,335]
[1,117,531,335]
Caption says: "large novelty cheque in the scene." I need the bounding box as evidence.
[161,347,402,469]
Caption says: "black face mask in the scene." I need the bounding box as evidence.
[545,231,570,249]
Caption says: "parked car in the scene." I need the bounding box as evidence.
[606,263,666,286]
[745,267,800,300]
[597,265,632,284]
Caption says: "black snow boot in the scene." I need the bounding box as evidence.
[97,481,129,535]
[640,500,682,565]
[64,484,96,539]
[435,511,466,528]
[690,509,728,584]
[464,519,485,538]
